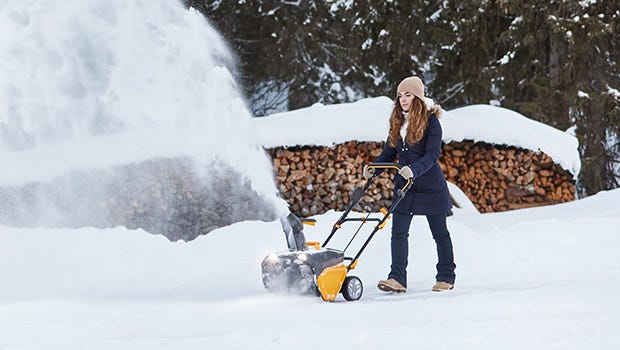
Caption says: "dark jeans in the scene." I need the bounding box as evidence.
[388,212,456,287]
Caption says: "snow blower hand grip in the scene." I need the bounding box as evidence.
[362,165,373,179]
[365,163,412,194]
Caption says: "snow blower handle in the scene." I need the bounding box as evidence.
[322,163,412,248]
[345,163,412,221]
[364,163,413,195]
[339,163,414,270]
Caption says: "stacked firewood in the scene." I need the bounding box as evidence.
[440,141,575,212]
[269,142,393,217]
[267,140,576,216]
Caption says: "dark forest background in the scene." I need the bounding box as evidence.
[184,0,619,197]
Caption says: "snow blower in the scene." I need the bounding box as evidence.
[261,163,412,301]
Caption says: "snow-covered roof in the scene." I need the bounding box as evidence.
[254,97,581,176]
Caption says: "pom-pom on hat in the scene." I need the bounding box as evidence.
[397,76,425,101]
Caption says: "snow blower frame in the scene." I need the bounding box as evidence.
[261,163,412,301]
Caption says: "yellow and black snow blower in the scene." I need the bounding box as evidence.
[261,163,412,301]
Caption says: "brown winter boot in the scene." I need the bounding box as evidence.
[377,278,407,293]
[432,281,454,292]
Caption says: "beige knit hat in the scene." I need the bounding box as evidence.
[397,76,425,101]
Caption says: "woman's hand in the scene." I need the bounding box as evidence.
[363,165,375,179]
[398,166,414,179]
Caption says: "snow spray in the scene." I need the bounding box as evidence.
[0,0,287,240]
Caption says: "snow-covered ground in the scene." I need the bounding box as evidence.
[1,1,613,349]
[2,188,619,349]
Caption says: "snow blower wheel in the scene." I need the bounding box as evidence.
[341,276,363,301]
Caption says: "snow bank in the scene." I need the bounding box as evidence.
[447,181,479,214]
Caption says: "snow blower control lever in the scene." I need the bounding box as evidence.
[261,163,412,302]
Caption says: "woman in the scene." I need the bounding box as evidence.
[364,76,456,293]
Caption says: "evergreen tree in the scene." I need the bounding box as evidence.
[429,0,510,107]
[494,0,619,195]
[343,0,442,100]
[565,1,620,194]
[184,0,619,194]
[185,0,355,115]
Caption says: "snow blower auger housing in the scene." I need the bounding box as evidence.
[261,163,412,301]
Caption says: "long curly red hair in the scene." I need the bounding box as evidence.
[388,97,442,147]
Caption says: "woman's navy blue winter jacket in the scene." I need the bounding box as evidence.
[375,113,452,215]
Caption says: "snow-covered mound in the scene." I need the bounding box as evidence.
[447,181,479,214]
[1,188,619,348]
[254,97,580,176]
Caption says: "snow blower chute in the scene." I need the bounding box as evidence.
[261,163,412,301]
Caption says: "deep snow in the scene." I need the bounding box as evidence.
[2,188,619,349]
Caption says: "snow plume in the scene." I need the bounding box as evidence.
[0,0,288,240]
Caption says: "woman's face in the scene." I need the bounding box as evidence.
[398,92,414,112]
